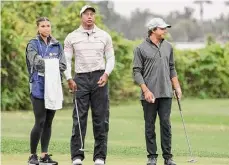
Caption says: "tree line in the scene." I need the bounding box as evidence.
[1,1,229,111]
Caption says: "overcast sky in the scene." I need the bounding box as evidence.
[110,0,229,20]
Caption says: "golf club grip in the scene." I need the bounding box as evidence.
[175,90,182,111]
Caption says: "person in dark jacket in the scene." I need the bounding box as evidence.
[133,17,182,165]
[25,17,66,165]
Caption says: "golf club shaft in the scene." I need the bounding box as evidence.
[179,106,193,158]
[75,97,84,150]
[175,91,194,158]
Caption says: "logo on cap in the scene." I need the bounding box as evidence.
[80,5,96,16]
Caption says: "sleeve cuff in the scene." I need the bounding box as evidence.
[64,71,72,80]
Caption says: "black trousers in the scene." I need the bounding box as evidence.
[30,96,56,154]
[141,98,173,159]
[71,70,109,162]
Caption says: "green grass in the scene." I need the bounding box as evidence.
[2,99,229,165]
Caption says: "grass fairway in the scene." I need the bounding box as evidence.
[2,99,229,165]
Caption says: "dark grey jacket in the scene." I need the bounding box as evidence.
[133,38,177,99]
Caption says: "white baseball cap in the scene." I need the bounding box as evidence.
[80,5,96,16]
[147,18,171,30]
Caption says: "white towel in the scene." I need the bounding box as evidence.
[44,58,63,110]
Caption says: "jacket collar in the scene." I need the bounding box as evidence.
[146,37,164,48]
[36,35,59,45]
[78,24,97,33]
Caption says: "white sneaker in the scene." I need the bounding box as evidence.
[94,158,105,165]
[72,158,82,165]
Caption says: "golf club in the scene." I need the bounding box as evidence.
[74,94,86,152]
[175,91,196,163]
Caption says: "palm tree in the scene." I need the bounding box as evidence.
[193,0,212,22]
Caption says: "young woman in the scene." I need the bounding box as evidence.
[26,17,66,165]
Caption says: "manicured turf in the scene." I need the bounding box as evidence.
[2,99,229,164]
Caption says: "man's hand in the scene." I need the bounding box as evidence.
[144,90,155,103]
[68,79,77,93]
[171,76,182,99]
[97,73,108,87]
[140,84,155,103]
[174,87,182,100]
